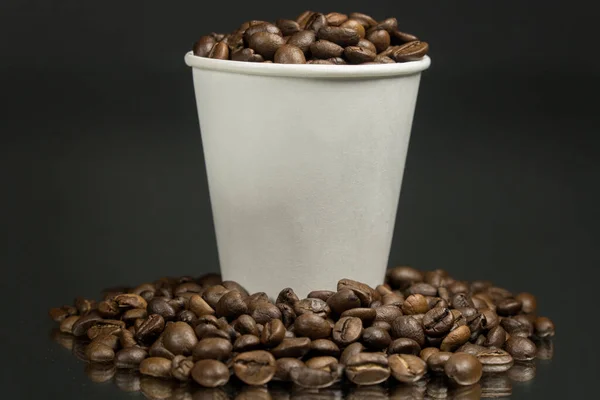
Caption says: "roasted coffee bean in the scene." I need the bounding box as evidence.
[339,341,364,364]
[275,358,305,381]
[327,56,347,65]
[234,334,261,352]
[74,297,95,314]
[162,322,197,355]
[366,29,391,53]
[471,296,489,310]
[59,315,80,334]
[534,317,555,338]
[246,292,269,307]
[427,351,453,372]
[401,294,429,315]
[208,42,229,60]
[456,342,486,356]
[97,300,120,318]
[115,347,148,369]
[216,290,248,319]
[197,273,222,287]
[221,281,248,297]
[261,319,285,347]
[515,292,537,314]
[149,334,175,360]
[388,338,421,356]
[233,350,277,385]
[345,353,390,385]
[177,310,197,325]
[420,347,440,362]
[501,317,530,338]
[114,294,147,310]
[381,292,404,306]
[167,297,187,313]
[193,338,232,361]
[147,298,176,321]
[294,298,330,317]
[407,283,438,297]
[505,337,536,361]
[344,45,376,63]
[317,26,361,47]
[215,317,237,341]
[444,353,482,386]
[447,281,470,295]
[296,10,315,29]
[476,348,514,373]
[139,357,172,378]
[286,30,316,54]
[87,324,121,340]
[201,286,230,310]
[484,325,507,348]
[193,36,216,58]
[450,293,474,309]
[243,23,282,44]
[332,317,363,346]
[310,339,340,357]
[496,298,522,316]
[119,328,137,348]
[49,307,70,322]
[390,316,425,347]
[306,290,335,301]
[248,32,286,60]
[295,313,331,339]
[85,342,115,363]
[326,12,348,26]
[377,18,398,33]
[391,30,419,45]
[135,314,165,344]
[195,324,229,340]
[250,301,282,325]
[171,355,194,381]
[372,321,392,331]
[388,354,427,383]
[349,12,378,28]
[305,356,339,372]
[275,288,299,306]
[271,337,312,358]
[481,309,500,330]
[327,289,361,314]
[440,325,471,352]
[362,327,392,350]
[386,266,423,290]
[310,40,344,59]
[512,314,535,337]
[187,294,214,318]
[276,19,300,36]
[122,308,147,323]
[374,305,402,324]
[276,303,296,328]
[232,314,259,336]
[91,333,120,350]
[391,41,429,62]
[339,308,376,326]
[192,359,230,387]
[340,19,366,39]
[305,13,327,32]
[71,311,102,337]
[423,307,454,337]
[174,281,203,296]
[425,296,448,310]
[290,366,339,389]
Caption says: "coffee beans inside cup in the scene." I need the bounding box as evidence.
[192,11,429,65]
[49,267,554,393]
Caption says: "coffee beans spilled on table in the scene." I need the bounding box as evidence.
[192,11,429,65]
[49,267,555,394]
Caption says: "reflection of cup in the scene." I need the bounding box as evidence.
[185,53,431,298]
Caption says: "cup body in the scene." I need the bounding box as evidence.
[185,53,430,298]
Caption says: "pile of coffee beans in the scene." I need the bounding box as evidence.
[192,11,429,65]
[49,267,554,392]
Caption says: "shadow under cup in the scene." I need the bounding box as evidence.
[185,54,431,298]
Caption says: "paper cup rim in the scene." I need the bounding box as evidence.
[185,51,430,79]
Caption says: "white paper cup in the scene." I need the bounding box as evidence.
[185,52,431,298]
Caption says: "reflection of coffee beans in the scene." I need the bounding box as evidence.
[49,269,555,390]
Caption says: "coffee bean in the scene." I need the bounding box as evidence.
[188,294,215,318]
[327,289,361,314]
[374,305,402,325]
[233,350,277,385]
[135,314,165,344]
[407,283,438,297]
[275,358,305,381]
[420,347,440,362]
[193,338,232,361]
[326,12,348,26]
[345,353,390,385]
[87,325,121,340]
[388,354,427,383]
[296,10,315,29]
[170,355,194,381]
[449,293,474,309]
[290,366,340,389]
[377,18,398,33]
[295,313,331,339]
[496,298,522,316]
[115,347,148,368]
[139,357,172,378]
[59,315,80,334]
[386,266,423,290]
[287,30,316,54]
[97,300,120,318]
[362,327,391,350]
[344,46,376,64]
[332,316,363,346]
[401,294,429,315]
[234,334,261,352]
[340,342,365,365]
[147,298,176,321]
[174,282,203,296]
[501,316,531,338]
[192,359,230,387]
[276,19,300,36]
[476,348,514,373]
[261,319,285,347]
[391,41,429,62]
[119,328,137,348]
[216,290,248,319]
[444,353,482,386]
[275,288,299,306]
[480,309,500,330]
[388,337,421,356]
[248,32,286,60]
[208,42,229,60]
[318,26,361,47]
[310,339,340,357]
[149,334,175,360]
[310,40,344,59]
[243,23,282,44]
[74,297,95,314]
[534,317,555,338]
[201,286,229,310]
[85,342,115,363]
[113,293,146,310]
[426,351,453,372]
[440,325,471,352]
[250,301,282,325]
[246,292,269,306]
[122,308,147,323]
[484,325,507,348]
[327,56,347,65]
[176,310,197,325]
[513,292,537,314]
[505,337,536,361]
[348,12,378,28]
[422,307,454,337]
[49,307,70,323]
[371,321,391,332]
[232,314,258,336]
[306,13,328,32]
[71,311,102,337]
[390,316,425,347]
[294,298,331,317]
[271,337,312,358]
[276,303,296,328]
[162,322,198,355]
[366,29,391,53]
[305,356,339,372]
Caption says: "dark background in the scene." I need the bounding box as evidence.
[2,0,599,398]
